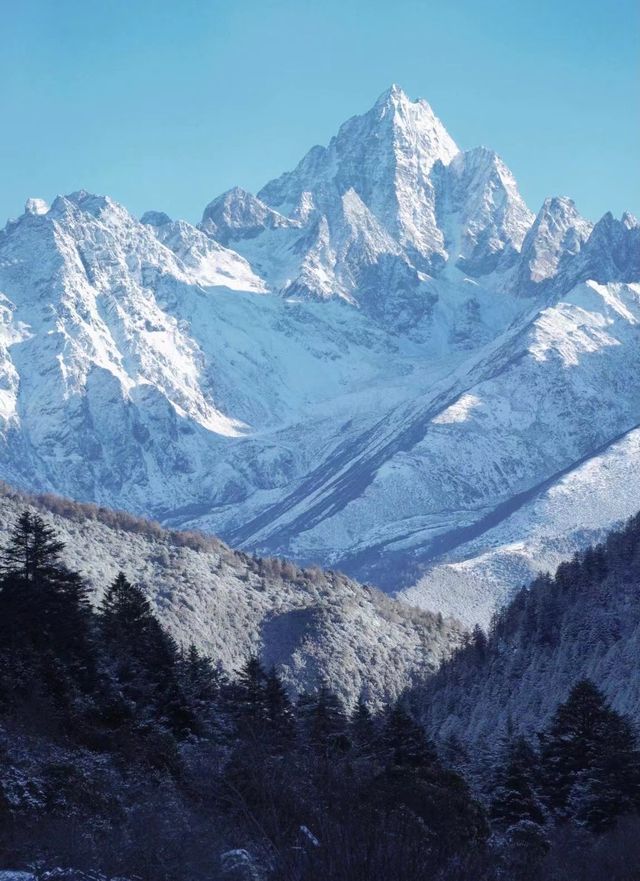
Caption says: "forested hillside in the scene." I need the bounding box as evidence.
[414,512,640,746]
[2,511,640,880]
[0,484,461,707]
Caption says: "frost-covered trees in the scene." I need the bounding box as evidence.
[490,736,545,831]
[540,680,640,832]
[0,511,93,728]
[416,512,640,746]
[2,511,640,880]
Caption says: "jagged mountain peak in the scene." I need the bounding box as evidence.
[369,82,457,148]
[440,146,534,274]
[258,86,458,220]
[199,186,297,246]
[516,194,592,288]
[140,209,172,227]
[373,82,407,105]
[196,90,534,299]
[49,189,118,218]
[24,197,50,216]
[577,209,640,284]
[541,194,578,213]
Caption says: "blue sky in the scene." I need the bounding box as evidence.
[1,0,638,225]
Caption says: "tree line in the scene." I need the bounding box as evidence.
[1,511,639,880]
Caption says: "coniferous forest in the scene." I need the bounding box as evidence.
[1,511,640,881]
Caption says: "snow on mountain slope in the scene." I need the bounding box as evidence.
[400,420,640,628]
[0,85,638,630]
[0,483,462,706]
[435,146,534,276]
[258,84,459,260]
[516,196,592,290]
[141,209,266,291]
[214,281,640,599]
[201,86,532,313]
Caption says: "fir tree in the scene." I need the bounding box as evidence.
[381,702,437,770]
[490,736,545,831]
[264,666,295,748]
[350,696,377,759]
[0,511,65,581]
[100,571,190,736]
[232,655,268,740]
[298,681,349,756]
[0,511,92,700]
[101,571,154,642]
[540,679,640,830]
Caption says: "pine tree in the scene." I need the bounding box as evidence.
[100,571,190,735]
[440,731,470,777]
[0,511,89,631]
[101,571,176,676]
[232,655,268,740]
[471,623,488,662]
[540,679,640,830]
[567,709,640,833]
[0,512,90,663]
[178,643,220,735]
[540,679,608,814]
[0,511,65,581]
[351,697,377,756]
[490,736,545,831]
[297,681,349,756]
[381,702,437,770]
[0,512,95,734]
[264,666,295,749]
[101,571,154,642]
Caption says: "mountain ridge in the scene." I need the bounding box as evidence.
[0,480,462,707]
[0,85,638,626]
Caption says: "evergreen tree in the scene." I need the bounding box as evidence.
[264,666,295,748]
[0,511,65,581]
[100,571,190,736]
[381,702,437,770]
[350,696,377,758]
[101,571,154,642]
[232,655,268,740]
[0,511,90,636]
[471,623,488,662]
[567,709,640,833]
[540,679,640,830]
[182,643,219,701]
[440,731,470,777]
[101,572,177,674]
[297,681,349,756]
[0,511,93,711]
[490,736,545,831]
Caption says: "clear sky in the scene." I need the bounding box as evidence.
[1,0,638,226]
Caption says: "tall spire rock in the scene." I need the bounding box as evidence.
[436,147,534,275]
[198,86,536,309]
[516,197,592,291]
[256,85,459,264]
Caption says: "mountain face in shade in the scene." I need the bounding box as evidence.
[0,86,638,626]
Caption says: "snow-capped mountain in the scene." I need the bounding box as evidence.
[0,86,638,626]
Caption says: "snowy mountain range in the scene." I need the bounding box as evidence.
[0,85,638,626]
